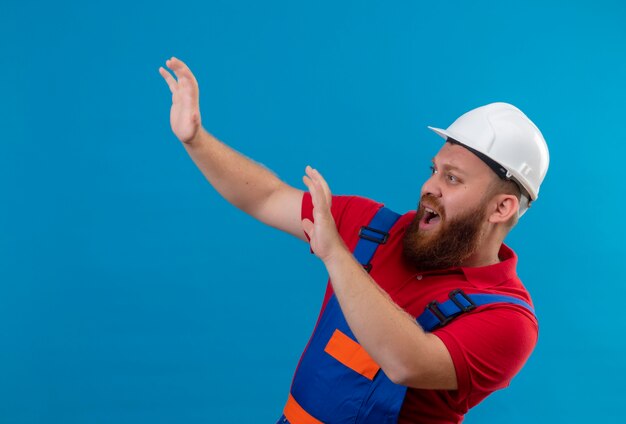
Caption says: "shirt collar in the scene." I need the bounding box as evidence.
[414,244,518,287]
[459,244,518,287]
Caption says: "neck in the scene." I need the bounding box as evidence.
[462,249,500,268]
[461,232,505,268]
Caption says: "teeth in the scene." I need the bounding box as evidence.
[425,207,438,216]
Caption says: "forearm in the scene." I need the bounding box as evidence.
[183,128,284,216]
[324,248,422,376]
[160,58,299,226]
[323,247,454,388]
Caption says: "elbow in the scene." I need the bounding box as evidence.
[378,334,458,389]
[383,362,416,386]
[376,347,424,386]
[387,372,408,387]
[383,362,458,390]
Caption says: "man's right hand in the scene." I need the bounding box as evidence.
[158,57,307,242]
[159,57,202,144]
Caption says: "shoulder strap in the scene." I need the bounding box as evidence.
[352,208,536,332]
[417,289,536,332]
[352,206,401,272]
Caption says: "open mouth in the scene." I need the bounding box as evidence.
[420,207,441,229]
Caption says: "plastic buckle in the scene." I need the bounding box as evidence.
[358,226,389,244]
[448,289,477,313]
[426,300,453,327]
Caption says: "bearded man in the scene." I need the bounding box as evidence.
[159,57,549,424]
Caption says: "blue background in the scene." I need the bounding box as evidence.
[1,0,625,422]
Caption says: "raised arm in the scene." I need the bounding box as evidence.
[159,57,306,241]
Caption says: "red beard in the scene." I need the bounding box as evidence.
[402,195,488,272]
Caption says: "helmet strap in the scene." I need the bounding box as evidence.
[447,138,509,180]
[447,138,532,216]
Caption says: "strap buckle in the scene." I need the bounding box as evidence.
[358,226,389,244]
[426,289,477,328]
[448,289,477,313]
[425,300,453,327]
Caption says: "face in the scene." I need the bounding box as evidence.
[402,142,496,271]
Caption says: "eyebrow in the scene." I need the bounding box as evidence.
[431,158,468,176]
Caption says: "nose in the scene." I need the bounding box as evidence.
[420,173,442,198]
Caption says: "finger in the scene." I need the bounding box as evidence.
[310,178,331,214]
[303,174,313,190]
[303,169,323,202]
[305,165,318,188]
[303,175,318,204]
[304,165,313,183]
[302,219,315,253]
[303,174,326,214]
[306,166,331,209]
[311,168,332,207]
[302,218,314,238]
[159,66,177,93]
[191,111,201,126]
[313,179,329,210]
[168,56,197,85]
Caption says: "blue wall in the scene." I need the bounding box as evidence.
[1,1,625,422]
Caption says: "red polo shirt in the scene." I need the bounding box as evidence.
[301,193,538,423]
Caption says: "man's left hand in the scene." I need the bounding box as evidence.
[301,166,347,262]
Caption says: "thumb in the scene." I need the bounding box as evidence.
[302,218,314,239]
[191,111,201,126]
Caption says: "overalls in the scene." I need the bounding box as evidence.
[278,206,535,424]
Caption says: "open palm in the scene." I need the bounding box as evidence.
[159,57,202,143]
[302,166,344,261]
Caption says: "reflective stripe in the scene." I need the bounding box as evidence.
[284,394,323,424]
[324,329,380,380]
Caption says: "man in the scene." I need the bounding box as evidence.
[159,57,549,423]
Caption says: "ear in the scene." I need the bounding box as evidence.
[488,194,519,224]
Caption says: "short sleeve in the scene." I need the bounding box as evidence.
[433,305,538,405]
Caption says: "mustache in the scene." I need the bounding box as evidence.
[404,196,487,271]
[417,195,446,219]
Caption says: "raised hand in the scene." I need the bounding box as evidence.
[159,57,202,144]
[302,166,346,261]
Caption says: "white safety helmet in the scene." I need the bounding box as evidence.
[428,102,549,216]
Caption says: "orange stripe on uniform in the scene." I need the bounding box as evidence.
[283,394,323,424]
[323,329,380,380]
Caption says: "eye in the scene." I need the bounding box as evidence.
[429,165,437,175]
[446,173,459,183]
